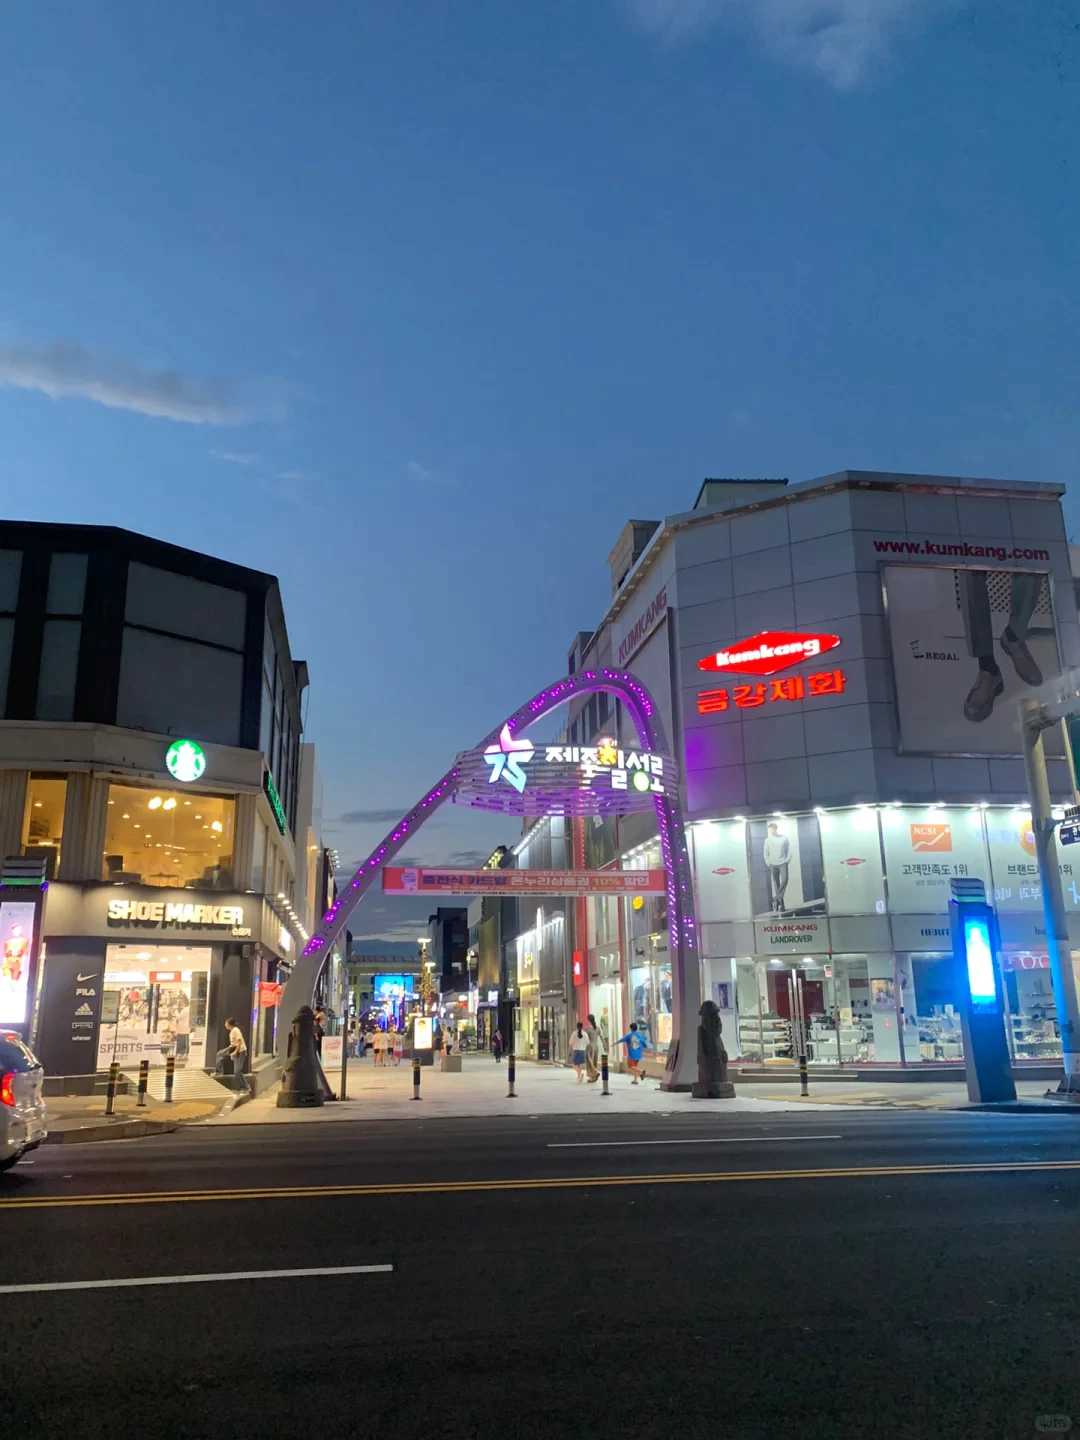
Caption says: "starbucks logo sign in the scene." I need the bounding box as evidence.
[164,738,207,784]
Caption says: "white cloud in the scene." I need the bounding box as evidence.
[211,449,260,466]
[405,459,452,486]
[623,0,954,88]
[0,340,265,425]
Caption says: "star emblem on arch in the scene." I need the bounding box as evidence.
[483,723,535,793]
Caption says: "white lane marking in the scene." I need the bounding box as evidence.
[547,1134,843,1149]
[0,1263,394,1295]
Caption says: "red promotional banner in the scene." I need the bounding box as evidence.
[382,867,666,897]
[258,981,284,1008]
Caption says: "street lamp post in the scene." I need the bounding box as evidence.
[1021,695,1080,1096]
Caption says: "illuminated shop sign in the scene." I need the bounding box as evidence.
[107,898,246,930]
[541,739,666,796]
[464,729,674,816]
[164,738,207,783]
[264,769,287,835]
[697,630,841,677]
[697,669,846,714]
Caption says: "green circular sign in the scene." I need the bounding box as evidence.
[165,738,207,784]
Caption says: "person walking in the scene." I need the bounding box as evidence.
[616,1022,649,1085]
[214,1016,247,1081]
[585,1013,602,1083]
[492,1027,504,1063]
[569,1021,589,1083]
[313,1008,326,1056]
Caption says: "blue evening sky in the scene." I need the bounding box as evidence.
[1,2,1077,941]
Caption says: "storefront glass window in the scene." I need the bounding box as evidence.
[22,775,66,877]
[1002,957,1059,1059]
[907,954,965,1061]
[102,783,236,889]
[628,931,672,1054]
[96,944,211,1070]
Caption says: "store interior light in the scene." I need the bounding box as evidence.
[148,796,163,810]
[163,797,177,811]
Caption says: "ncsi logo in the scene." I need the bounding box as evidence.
[911,823,952,853]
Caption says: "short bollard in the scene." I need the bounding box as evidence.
[601,1053,610,1096]
[136,1059,149,1107]
[507,1052,517,1099]
[798,1051,809,1098]
[164,1054,175,1104]
[105,1061,120,1116]
[411,1056,421,1101]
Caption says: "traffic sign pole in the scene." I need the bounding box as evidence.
[1022,698,1080,1096]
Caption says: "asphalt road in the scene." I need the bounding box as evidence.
[3,1109,1080,1440]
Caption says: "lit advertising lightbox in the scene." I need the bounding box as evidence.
[0,901,36,1027]
[880,805,991,913]
[883,564,1061,756]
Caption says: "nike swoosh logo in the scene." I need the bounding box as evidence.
[76,973,99,983]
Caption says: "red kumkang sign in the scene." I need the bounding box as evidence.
[697,629,841,677]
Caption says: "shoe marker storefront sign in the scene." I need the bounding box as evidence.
[106,898,250,934]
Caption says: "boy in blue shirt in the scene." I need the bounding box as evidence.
[616,1022,649,1084]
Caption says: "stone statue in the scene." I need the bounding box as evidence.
[692,999,735,1099]
[277,1006,328,1108]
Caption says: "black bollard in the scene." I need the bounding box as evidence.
[507,1051,517,1099]
[137,1059,149,1107]
[412,1056,421,1101]
[164,1054,175,1104]
[601,1053,610,1096]
[105,1061,120,1116]
[798,1050,809,1097]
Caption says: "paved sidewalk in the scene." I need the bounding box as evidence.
[44,1092,229,1142]
[208,1055,970,1123]
[744,1077,1060,1110]
[207,1056,1080,1124]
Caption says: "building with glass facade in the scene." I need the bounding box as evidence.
[558,470,1079,1074]
[0,521,315,1091]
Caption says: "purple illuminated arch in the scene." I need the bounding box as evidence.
[281,668,701,1089]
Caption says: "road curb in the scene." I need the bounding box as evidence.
[964,1101,1080,1115]
[43,1119,183,1145]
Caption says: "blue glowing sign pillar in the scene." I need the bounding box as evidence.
[948,881,1016,1104]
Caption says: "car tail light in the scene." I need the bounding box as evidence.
[0,1072,15,1107]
